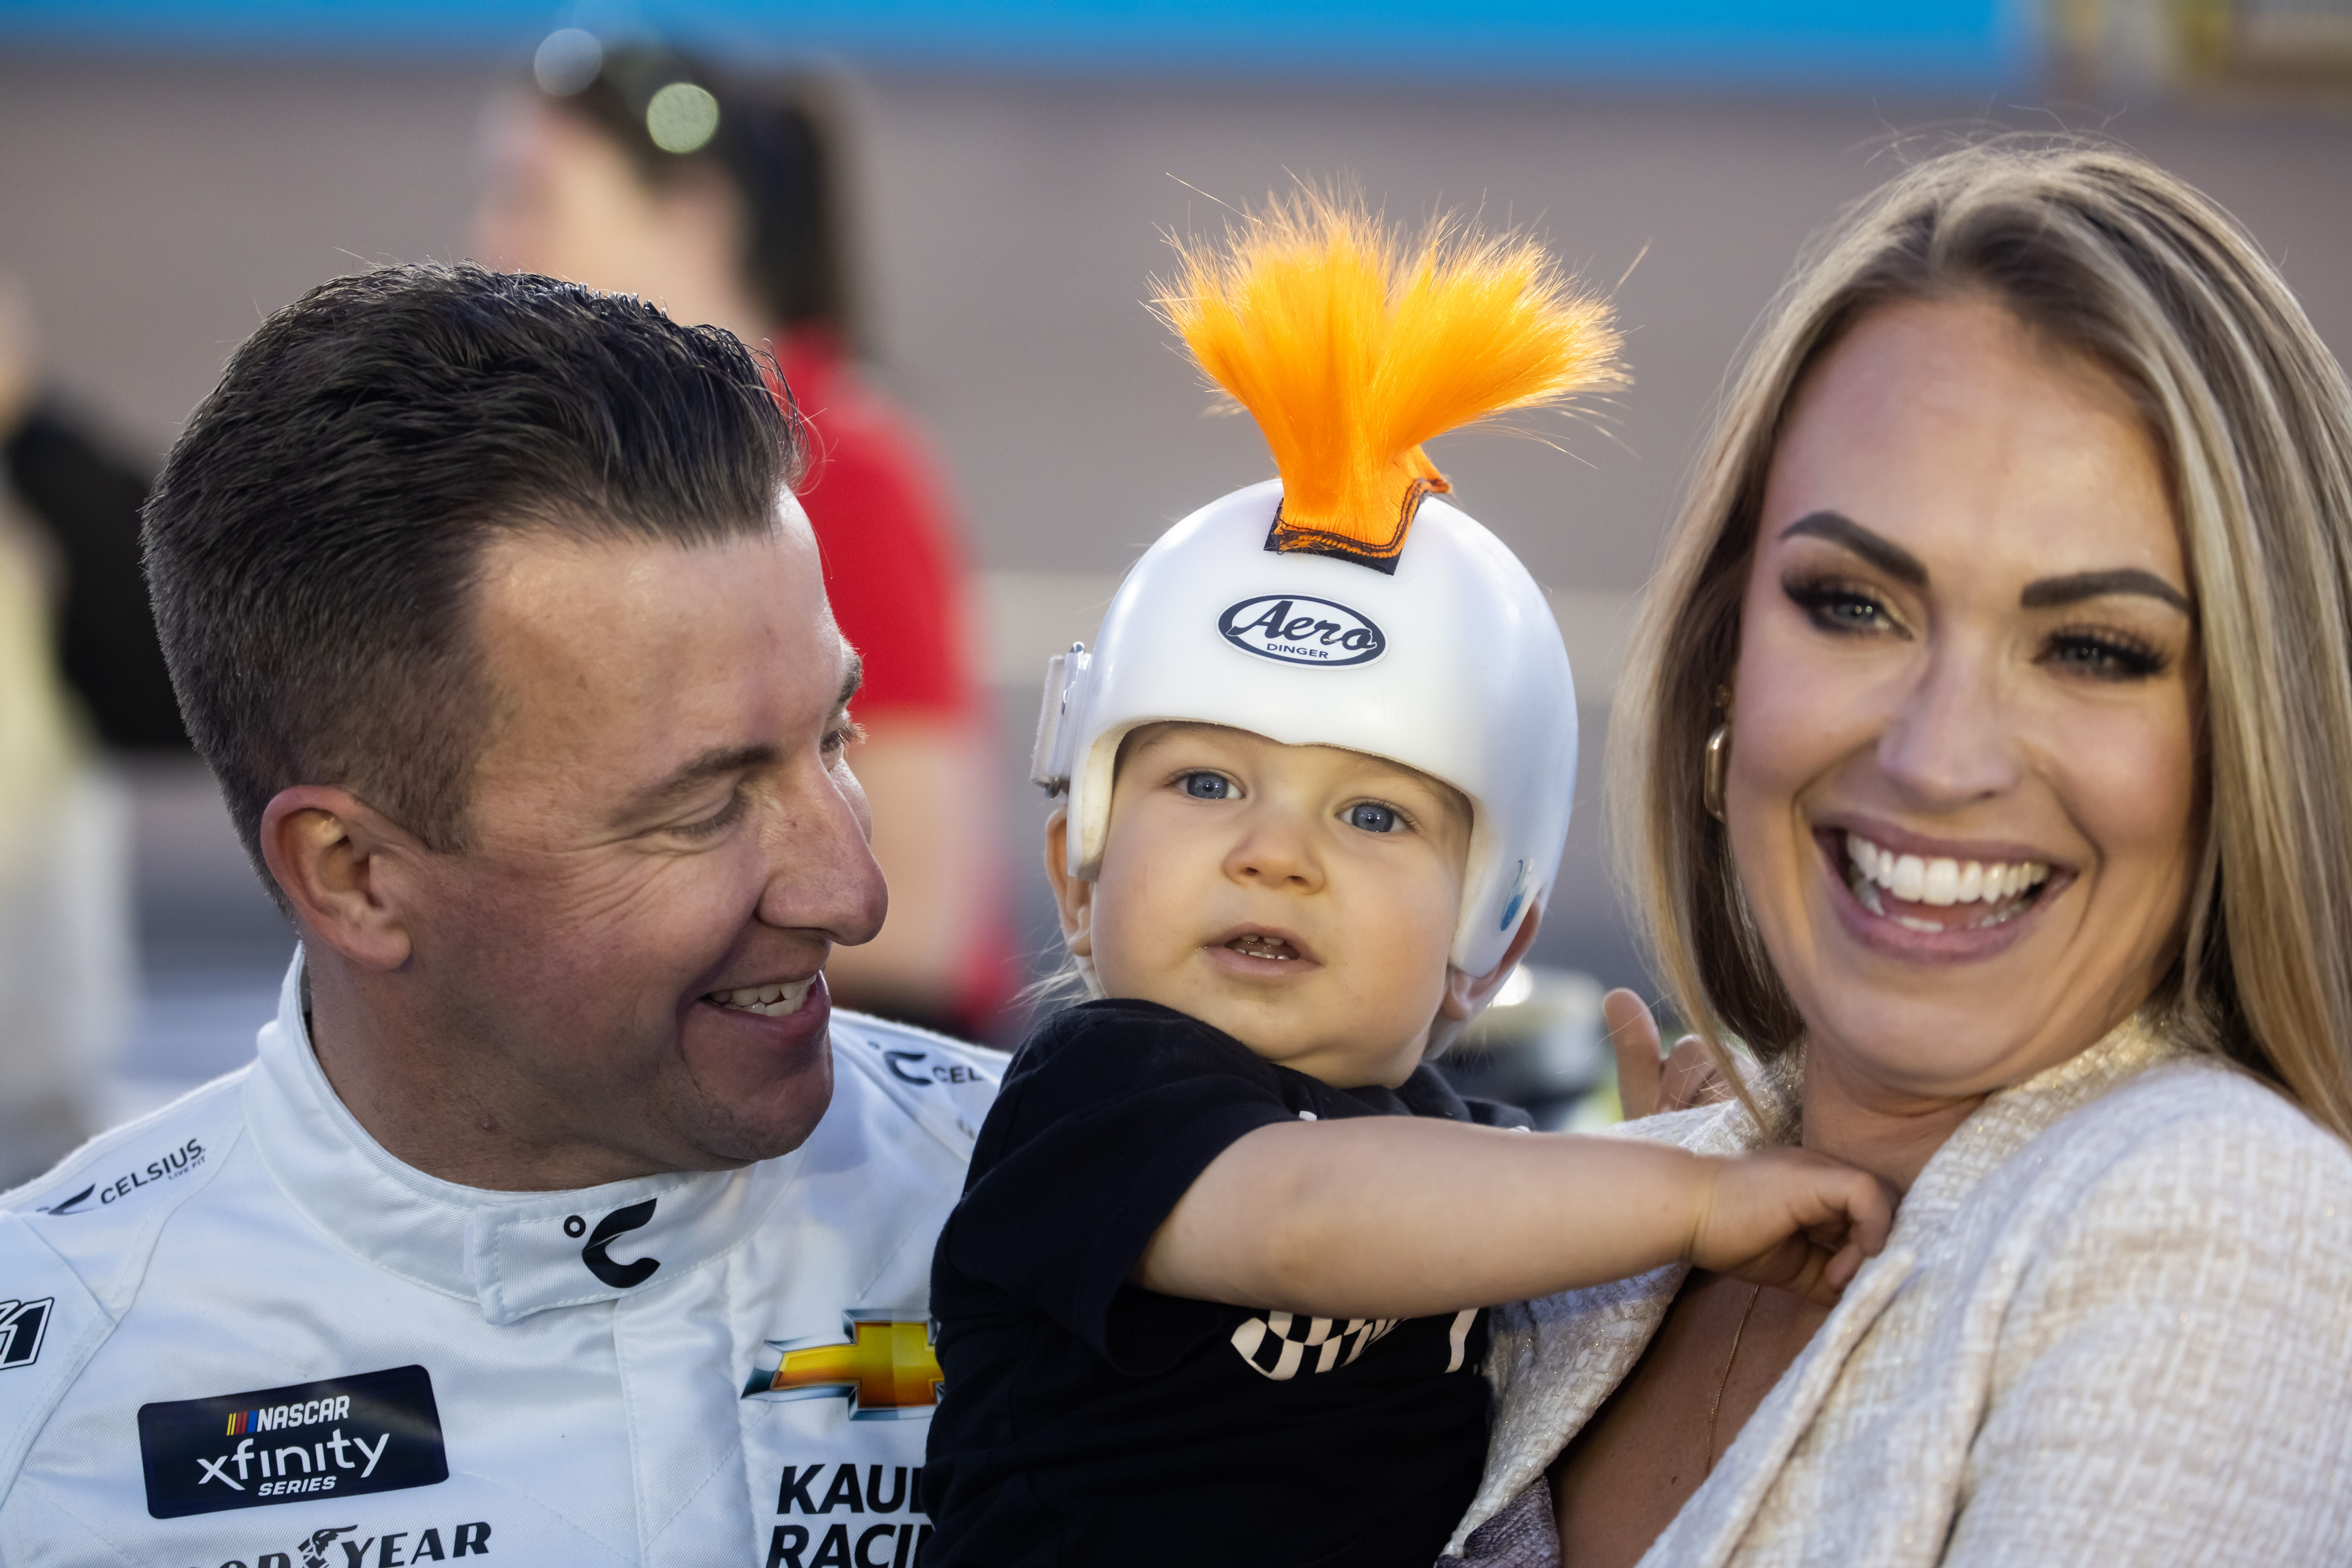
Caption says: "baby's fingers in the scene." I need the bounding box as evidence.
[1798,1168,1896,1258]
[1738,1235,1845,1307]
[1821,1236,1868,1294]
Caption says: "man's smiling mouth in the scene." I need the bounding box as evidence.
[1841,829,2053,933]
[702,978,817,1017]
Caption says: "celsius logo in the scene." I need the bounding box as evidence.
[581,1198,661,1288]
[39,1136,207,1215]
[1218,596,1385,668]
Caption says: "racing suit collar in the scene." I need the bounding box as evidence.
[243,948,806,1325]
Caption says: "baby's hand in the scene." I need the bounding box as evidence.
[1684,1148,1895,1307]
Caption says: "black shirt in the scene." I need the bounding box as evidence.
[926,998,1529,1568]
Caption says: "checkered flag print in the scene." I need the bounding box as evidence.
[1228,1311,1400,1380]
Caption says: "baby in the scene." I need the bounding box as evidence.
[923,194,1889,1568]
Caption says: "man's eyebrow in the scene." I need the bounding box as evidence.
[621,743,777,818]
[2020,568,2191,613]
[1778,510,1929,588]
[835,652,864,713]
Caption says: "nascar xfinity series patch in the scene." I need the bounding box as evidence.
[138,1363,449,1518]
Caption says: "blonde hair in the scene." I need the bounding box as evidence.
[1610,141,2352,1143]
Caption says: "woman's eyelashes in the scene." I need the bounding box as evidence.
[1783,573,1905,637]
[2040,625,2170,682]
[1784,570,2174,682]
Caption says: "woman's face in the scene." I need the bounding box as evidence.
[1727,295,2198,1105]
[472,92,674,295]
[470,92,744,331]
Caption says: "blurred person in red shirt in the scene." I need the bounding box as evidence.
[472,43,1010,1039]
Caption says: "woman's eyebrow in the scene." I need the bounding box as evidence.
[1778,510,1927,586]
[2019,568,2191,613]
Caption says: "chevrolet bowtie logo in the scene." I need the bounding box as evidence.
[742,1314,943,1420]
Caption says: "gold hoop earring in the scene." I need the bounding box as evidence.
[1703,723,1731,822]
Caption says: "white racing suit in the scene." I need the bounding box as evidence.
[0,953,1003,1567]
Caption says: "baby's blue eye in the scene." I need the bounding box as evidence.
[1347,802,1402,834]
[1181,772,1233,800]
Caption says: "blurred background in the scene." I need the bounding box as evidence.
[0,0,2345,1171]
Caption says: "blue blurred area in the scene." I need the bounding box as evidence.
[0,0,2029,89]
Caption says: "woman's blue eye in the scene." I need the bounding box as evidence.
[1348,802,1402,834]
[1181,772,1232,800]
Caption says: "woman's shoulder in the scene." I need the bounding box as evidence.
[2044,1051,2352,1198]
[1985,1052,2352,1278]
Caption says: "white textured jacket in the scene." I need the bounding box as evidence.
[0,952,1002,1566]
[1443,1021,2352,1567]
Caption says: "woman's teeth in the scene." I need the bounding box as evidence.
[1844,831,2051,931]
[707,978,816,1016]
[1227,934,1300,961]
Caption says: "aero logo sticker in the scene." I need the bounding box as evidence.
[1218,595,1386,668]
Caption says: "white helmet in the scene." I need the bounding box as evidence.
[1029,191,1622,979]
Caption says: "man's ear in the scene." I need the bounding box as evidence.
[1042,807,1094,960]
[258,786,420,972]
[1437,902,1544,1024]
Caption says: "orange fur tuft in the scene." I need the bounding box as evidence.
[1155,188,1623,570]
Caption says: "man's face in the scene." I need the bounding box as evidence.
[404,510,884,1173]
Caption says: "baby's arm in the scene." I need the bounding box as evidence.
[1135,1119,1893,1316]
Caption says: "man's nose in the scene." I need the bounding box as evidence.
[1875,637,2025,810]
[755,761,888,945]
[1222,800,1325,893]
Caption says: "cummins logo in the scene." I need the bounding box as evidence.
[579,1198,661,1289]
[1218,595,1386,668]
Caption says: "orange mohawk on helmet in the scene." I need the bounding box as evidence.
[1154,188,1623,573]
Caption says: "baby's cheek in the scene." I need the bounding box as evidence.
[1367,881,1459,1005]
[1089,855,1183,988]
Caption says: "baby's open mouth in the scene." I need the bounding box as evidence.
[1840,830,2053,933]
[702,978,816,1017]
[1225,933,1303,962]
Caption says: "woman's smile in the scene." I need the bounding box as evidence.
[1814,820,2071,962]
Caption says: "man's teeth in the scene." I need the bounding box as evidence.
[1845,831,2051,926]
[1227,935,1299,961]
[708,979,816,1016]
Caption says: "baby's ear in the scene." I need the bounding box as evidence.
[1043,808,1095,957]
[1437,903,1544,1024]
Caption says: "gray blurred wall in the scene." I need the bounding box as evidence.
[3,53,2346,1004]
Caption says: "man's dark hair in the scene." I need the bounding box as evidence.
[144,262,802,878]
